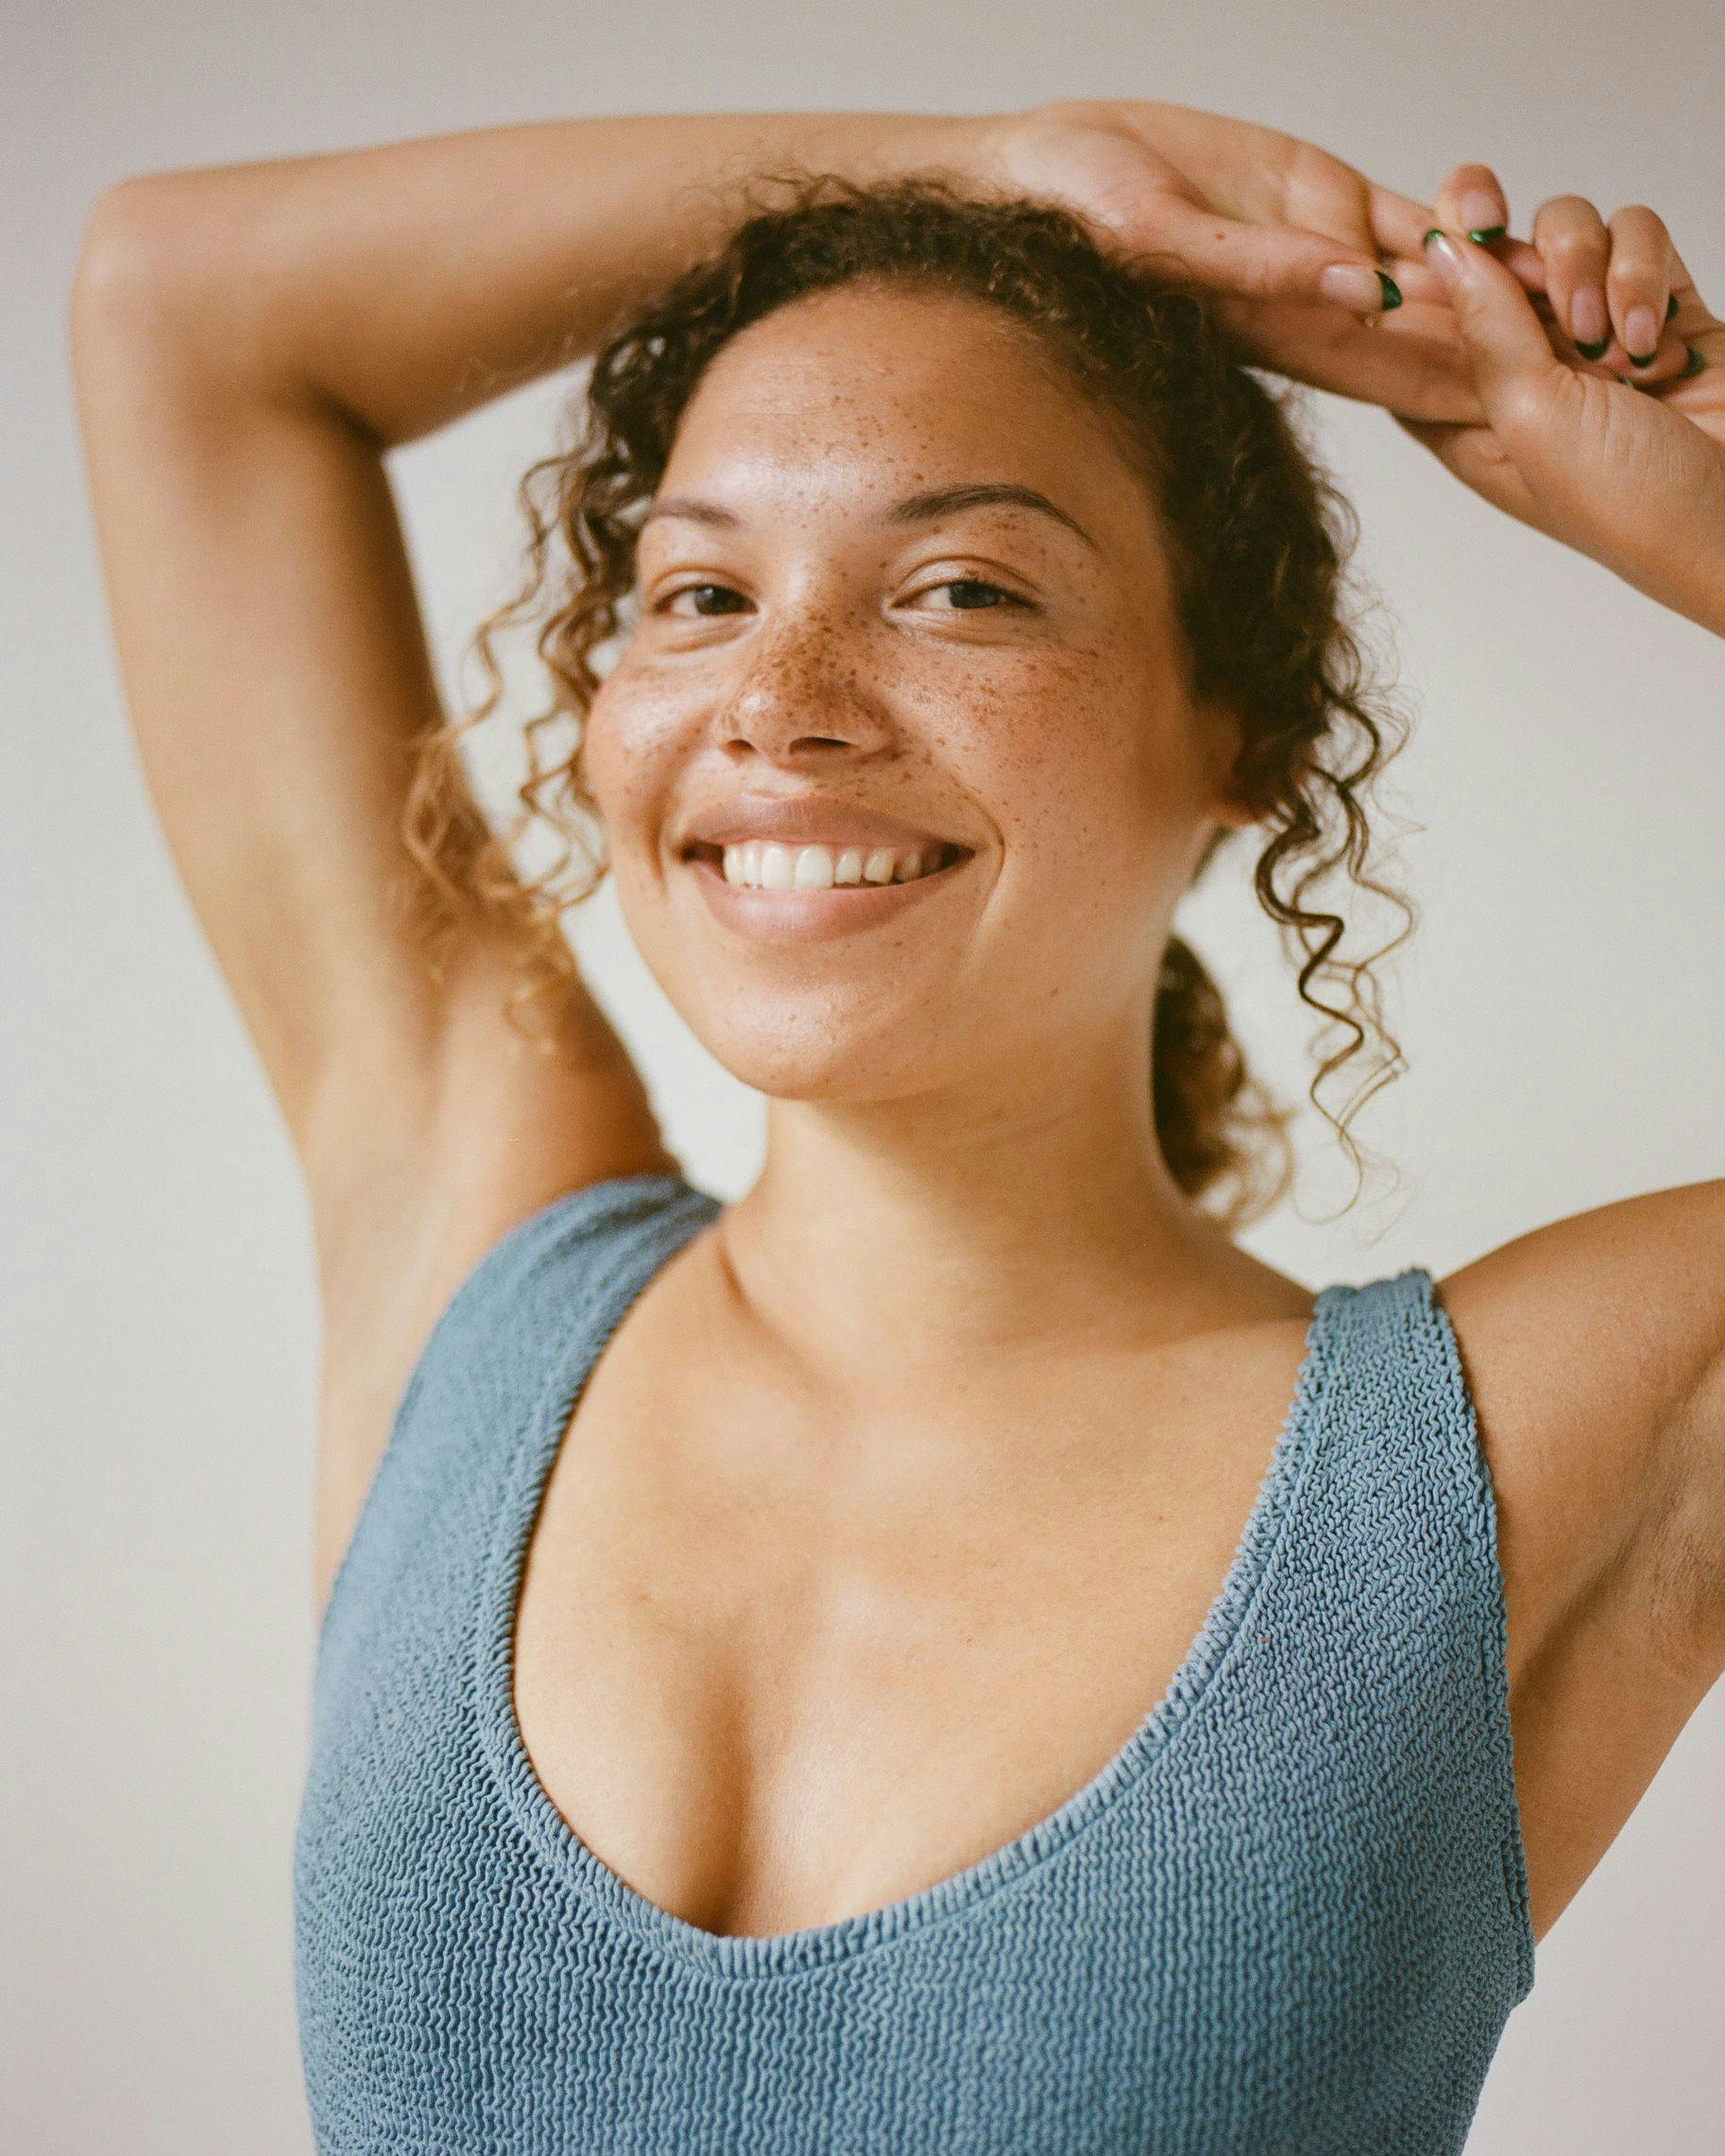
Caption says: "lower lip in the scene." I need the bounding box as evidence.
[678,850,973,941]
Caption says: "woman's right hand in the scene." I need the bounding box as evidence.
[975,99,1494,424]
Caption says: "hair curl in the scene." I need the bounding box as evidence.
[402,165,1416,1230]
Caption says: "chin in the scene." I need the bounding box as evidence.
[682,996,962,1105]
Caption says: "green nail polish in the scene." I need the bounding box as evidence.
[1628,349,1659,368]
[1666,293,1680,322]
[1466,225,1507,244]
[1375,269,1403,311]
[1575,336,1610,360]
[1422,226,1445,246]
[1682,343,1706,377]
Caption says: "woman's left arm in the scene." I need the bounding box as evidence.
[1406,172,1725,1719]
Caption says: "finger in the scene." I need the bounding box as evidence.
[1209,294,1489,422]
[1495,235,1551,299]
[1605,203,1678,371]
[1530,194,1614,358]
[1389,232,1550,314]
[1426,163,1591,354]
[1367,183,1444,260]
[1433,161,1511,245]
[1647,243,1719,391]
[1517,198,1692,386]
[1420,222,1568,410]
[1532,303,1624,374]
[1666,244,1720,336]
[1126,189,1406,318]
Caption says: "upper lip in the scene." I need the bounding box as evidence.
[676,794,970,857]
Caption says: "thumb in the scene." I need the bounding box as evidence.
[1421,225,1565,407]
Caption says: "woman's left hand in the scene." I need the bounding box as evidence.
[1398,163,1725,636]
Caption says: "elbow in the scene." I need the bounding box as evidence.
[71,179,210,353]
[74,177,192,326]
[70,171,263,373]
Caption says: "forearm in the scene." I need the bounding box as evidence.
[77,111,994,445]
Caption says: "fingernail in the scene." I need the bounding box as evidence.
[1666,293,1680,322]
[1570,285,1610,355]
[1682,343,1706,377]
[1319,262,1392,314]
[1375,269,1403,311]
[1422,228,1464,278]
[1460,190,1504,242]
[1625,305,1660,365]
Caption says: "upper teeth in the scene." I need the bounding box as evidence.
[718,842,943,890]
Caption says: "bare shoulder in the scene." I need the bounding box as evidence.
[1434,1177,1725,1683]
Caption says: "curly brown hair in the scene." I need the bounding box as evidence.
[401,165,1416,1230]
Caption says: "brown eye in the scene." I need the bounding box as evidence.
[917,579,1027,610]
[659,583,748,616]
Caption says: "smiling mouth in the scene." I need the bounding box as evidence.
[675,837,976,942]
[680,839,972,890]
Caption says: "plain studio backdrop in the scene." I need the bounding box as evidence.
[7,2,1723,2148]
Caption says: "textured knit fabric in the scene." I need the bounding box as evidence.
[294,1169,1535,2154]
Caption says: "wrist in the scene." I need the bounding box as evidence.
[808,110,1014,193]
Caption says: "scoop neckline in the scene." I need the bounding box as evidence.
[474,1171,1344,1981]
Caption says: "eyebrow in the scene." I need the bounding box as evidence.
[638,481,1099,553]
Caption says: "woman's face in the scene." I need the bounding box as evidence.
[580,279,1252,1105]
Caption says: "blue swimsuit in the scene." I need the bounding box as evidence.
[295,1170,1534,2152]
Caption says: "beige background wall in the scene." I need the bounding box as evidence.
[8,1,1723,2147]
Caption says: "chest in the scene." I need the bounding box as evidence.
[509,1301,1315,1942]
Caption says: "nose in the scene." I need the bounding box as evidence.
[712,619,893,764]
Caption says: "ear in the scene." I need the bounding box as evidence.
[1193,695,1260,830]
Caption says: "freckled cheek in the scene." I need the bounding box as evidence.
[966,679,1178,894]
[578,688,692,849]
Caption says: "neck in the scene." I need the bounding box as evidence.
[709,1024,1282,1397]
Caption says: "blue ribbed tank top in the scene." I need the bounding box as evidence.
[295,1169,1536,2153]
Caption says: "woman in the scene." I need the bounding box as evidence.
[71,100,1722,2152]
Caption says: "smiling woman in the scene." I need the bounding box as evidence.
[70,96,1725,2156]
[413,172,1413,1226]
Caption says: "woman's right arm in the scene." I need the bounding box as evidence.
[69,111,984,1231]
[68,111,986,1613]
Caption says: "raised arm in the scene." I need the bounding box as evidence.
[1396,171,1725,1939]
[67,111,984,1220]
[69,111,996,1614]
